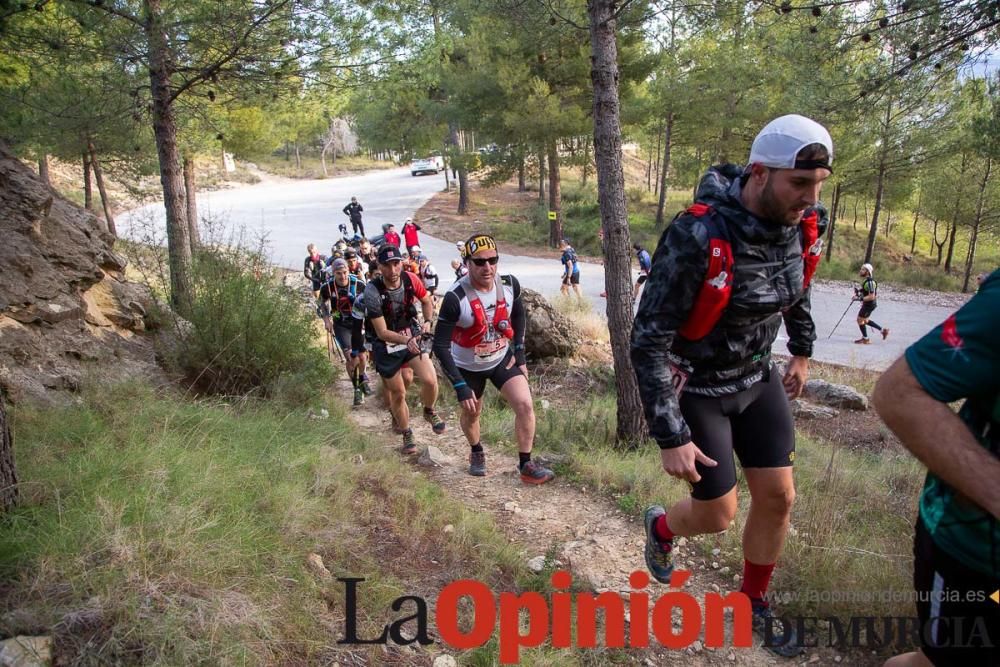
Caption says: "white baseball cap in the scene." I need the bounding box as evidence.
[749,114,833,172]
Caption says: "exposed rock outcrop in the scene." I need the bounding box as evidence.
[0,143,160,403]
[520,288,581,359]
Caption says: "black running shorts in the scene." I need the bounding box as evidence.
[372,342,419,378]
[333,319,364,357]
[372,324,422,378]
[913,516,999,666]
[678,366,795,501]
[637,274,649,285]
[562,272,580,286]
[859,301,877,319]
[459,351,525,398]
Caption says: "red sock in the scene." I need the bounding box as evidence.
[740,559,776,604]
[654,514,676,542]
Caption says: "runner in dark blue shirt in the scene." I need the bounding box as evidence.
[559,238,582,300]
[634,243,652,300]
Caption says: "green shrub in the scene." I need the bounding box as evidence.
[168,246,329,398]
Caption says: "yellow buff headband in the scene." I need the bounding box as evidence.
[464,234,498,258]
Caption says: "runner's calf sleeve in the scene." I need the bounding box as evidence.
[858,324,868,338]
[867,320,882,331]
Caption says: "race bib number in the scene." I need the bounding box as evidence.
[667,353,693,396]
[386,342,408,354]
[474,337,508,361]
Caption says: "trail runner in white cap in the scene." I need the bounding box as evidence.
[632,114,834,657]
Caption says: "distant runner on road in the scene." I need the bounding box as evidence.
[433,234,554,484]
[855,262,890,344]
[559,238,582,300]
[342,196,365,237]
[873,269,999,667]
[634,243,652,300]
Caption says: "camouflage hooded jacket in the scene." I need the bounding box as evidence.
[630,164,816,449]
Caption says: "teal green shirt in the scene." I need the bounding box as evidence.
[904,269,999,577]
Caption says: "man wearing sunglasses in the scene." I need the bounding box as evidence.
[432,235,555,484]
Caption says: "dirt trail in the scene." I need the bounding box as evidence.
[339,375,861,666]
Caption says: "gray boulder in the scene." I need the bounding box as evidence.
[791,399,839,420]
[520,288,581,359]
[803,379,869,411]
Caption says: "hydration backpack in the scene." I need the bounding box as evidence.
[677,204,824,341]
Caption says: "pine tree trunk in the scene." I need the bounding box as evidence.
[38,154,50,186]
[0,389,17,515]
[582,136,591,186]
[83,152,93,211]
[910,201,921,256]
[88,141,117,237]
[294,143,301,170]
[449,124,468,214]
[588,0,646,447]
[537,147,546,202]
[825,182,841,262]
[944,221,958,273]
[652,124,662,195]
[654,112,674,227]
[865,90,894,264]
[547,141,562,247]
[944,154,967,274]
[646,138,653,192]
[144,0,192,313]
[321,144,329,177]
[183,156,200,251]
[864,171,885,263]
[517,154,526,192]
[962,157,990,291]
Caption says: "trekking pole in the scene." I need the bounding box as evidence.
[827,297,856,339]
[325,327,336,364]
[330,329,346,364]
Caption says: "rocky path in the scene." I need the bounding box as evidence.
[339,375,865,666]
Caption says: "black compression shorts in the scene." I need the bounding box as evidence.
[562,272,580,286]
[678,366,795,501]
[333,319,364,357]
[459,351,525,398]
[859,301,877,318]
[913,516,999,665]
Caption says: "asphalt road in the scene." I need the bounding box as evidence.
[122,168,962,371]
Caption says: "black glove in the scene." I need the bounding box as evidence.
[514,347,527,367]
[454,382,475,403]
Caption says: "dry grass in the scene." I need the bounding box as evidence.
[0,381,537,665]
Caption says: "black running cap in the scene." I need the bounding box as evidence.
[377,245,403,263]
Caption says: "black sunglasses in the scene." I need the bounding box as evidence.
[470,256,499,266]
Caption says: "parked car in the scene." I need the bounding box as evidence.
[410,157,439,176]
